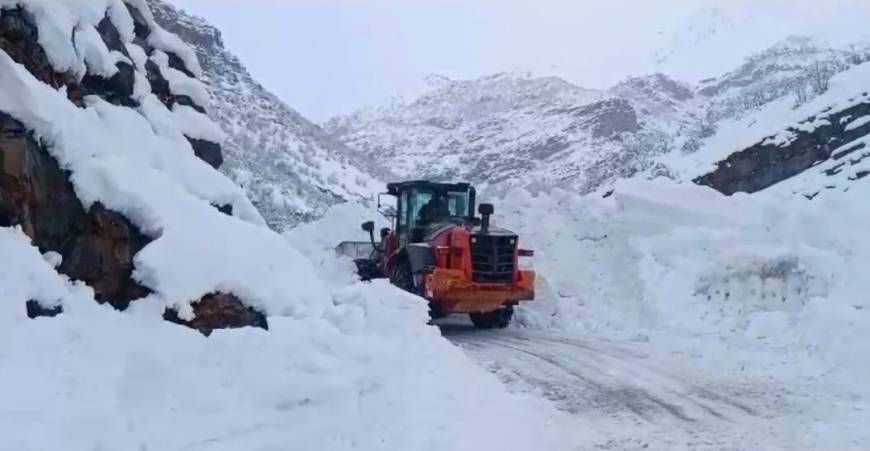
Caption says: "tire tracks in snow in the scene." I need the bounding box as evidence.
[442,323,760,426]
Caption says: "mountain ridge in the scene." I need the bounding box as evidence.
[149,0,386,231]
[325,36,870,196]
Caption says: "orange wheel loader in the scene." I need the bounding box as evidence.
[337,181,535,328]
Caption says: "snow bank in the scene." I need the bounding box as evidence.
[489,179,870,377]
[0,228,97,323]
[0,229,579,450]
[281,207,586,451]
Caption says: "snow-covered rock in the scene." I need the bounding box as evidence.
[691,62,870,197]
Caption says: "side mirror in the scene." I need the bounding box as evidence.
[378,193,397,218]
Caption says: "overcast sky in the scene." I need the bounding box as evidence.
[170,0,870,122]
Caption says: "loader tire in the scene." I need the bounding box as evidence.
[470,306,513,329]
[390,261,415,294]
[354,259,384,281]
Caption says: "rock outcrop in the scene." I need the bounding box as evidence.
[0,8,81,102]
[696,96,870,195]
[0,113,151,310]
[0,2,264,334]
[164,293,269,336]
[148,0,382,230]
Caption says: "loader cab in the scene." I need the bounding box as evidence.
[382,181,476,247]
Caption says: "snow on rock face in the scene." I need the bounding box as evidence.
[0,0,333,327]
[692,62,870,196]
[148,0,384,231]
[0,111,152,309]
[0,227,95,321]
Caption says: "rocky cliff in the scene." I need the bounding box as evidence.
[696,64,870,198]
[148,0,384,231]
[0,1,273,334]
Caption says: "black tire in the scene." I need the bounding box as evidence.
[428,301,448,320]
[354,259,384,281]
[390,261,416,294]
[391,263,446,321]
[469,306,513,329]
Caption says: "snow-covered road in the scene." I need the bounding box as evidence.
[445,322,758,423]
[441,318,851,451]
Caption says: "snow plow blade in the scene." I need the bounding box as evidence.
[335,241,377,259]
[423,267,535,313]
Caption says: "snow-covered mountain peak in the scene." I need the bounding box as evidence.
[329,72,606,128]
[327,36,870,197]
[654,6,737,65]
[611,73,694,117]
[324,72,659,193]
[406,72,603,121]
[422,72,456,90]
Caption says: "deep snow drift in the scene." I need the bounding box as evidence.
[3,223,580,450]
[482,178,870,446]
[294,176,870,449]
[490,179,869,359]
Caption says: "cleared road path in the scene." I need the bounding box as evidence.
[440,319,817,450]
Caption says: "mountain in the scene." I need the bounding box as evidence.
[148,0,383,230]
[653,6,738,67]
[324,72,675,195]
[694,62,870,198]
[326,37,870,197]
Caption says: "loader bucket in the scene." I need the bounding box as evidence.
[334,241,378,259]
[335,241,384,281]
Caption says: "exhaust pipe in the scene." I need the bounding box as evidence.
[478,203,494,234]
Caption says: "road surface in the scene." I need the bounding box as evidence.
[440,318,815,450]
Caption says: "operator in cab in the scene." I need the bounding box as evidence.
[418,192,451,225]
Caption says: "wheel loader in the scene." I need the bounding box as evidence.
[336,180,535,328]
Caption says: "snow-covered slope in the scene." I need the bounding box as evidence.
[673,60,870,198]
[0,2,583,449]
[327,37,870,197]
[148,0,384,230]
[326,72,679,194]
